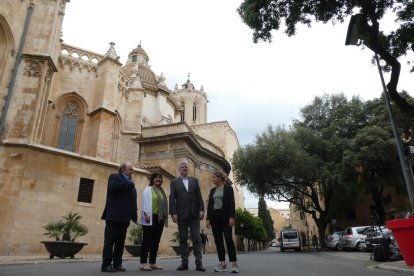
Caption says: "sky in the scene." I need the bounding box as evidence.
[61,0,414,209]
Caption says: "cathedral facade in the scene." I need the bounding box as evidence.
[0,0,243,255]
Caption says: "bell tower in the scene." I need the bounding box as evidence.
[172,75,208,126]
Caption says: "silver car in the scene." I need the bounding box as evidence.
[326,231,344,250]
[339,226,370,251]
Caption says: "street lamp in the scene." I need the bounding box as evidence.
[345,14,414,205]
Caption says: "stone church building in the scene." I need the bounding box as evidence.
[0,0,243,255]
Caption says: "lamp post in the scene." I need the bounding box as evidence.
[345,15,414,205]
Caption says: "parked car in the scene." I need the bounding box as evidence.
[280,230,301,252]
[364,226,393,251]
[270,241,279,247]
[326,231,344,250]
[339,226,370,251]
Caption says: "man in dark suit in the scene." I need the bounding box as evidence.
[101,162,138,272]
[169,161,206,272]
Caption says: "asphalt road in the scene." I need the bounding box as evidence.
[0,248,407,276]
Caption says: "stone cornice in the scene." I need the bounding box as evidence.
[22,54,58,72]
[135,130,231,173]
[0,141,149,175]
[121,131,142,136]
[98,56,122,66]
[88,107,117,117]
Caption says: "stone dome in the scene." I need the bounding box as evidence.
[128,43,149,63]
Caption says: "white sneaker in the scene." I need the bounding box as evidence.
[231,264,239,273]
[214,263,227,272]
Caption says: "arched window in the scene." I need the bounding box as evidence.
[57,101,79,151]
[131,55,137,63]
[0,16,14,94]
[180,102,185,122]
[192,102,197,122]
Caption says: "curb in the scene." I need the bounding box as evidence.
[375,262,414,275]
[0,254,178,266]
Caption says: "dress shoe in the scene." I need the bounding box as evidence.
[101,265,117,272]
[177,263,189,271]
[196,265,206,272]
[114,265,126,272]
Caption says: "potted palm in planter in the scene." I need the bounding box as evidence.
[124,224,143,257]
[41,212,88,259]
[170,230,192,256]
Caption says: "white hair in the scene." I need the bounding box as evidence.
[177,159,188,169]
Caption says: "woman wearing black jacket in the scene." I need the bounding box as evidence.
[206,171,238,273]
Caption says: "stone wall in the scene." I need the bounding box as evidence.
[0,144,149,255]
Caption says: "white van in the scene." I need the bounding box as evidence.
[280,230,302,252]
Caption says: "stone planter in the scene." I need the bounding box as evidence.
[41,241,87,259]
[124,244,141,257]
[386,218,414,266]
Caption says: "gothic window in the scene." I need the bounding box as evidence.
[57,101,79,151]
[192,103,197,122]
[180,102,185,122]
[0,17,13,92]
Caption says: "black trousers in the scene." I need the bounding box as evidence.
[102,220,129,267]
[211,209,237,262]
[140,214,164,264]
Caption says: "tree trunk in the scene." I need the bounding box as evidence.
[312,214,328,248]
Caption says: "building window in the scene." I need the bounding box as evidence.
[132,55,137,62]
[58,101,79,151]
[180,102,185,122]
[192,103,197,122]
[77,178,94,203]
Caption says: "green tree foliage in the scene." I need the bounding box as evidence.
[237,0,414,115]
[258,197,275,241]
[342,95,414,224]
[235,208,267,243]
[233,94,377,245]
[233,93,414,245]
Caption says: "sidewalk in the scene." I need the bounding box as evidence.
[0,254,413,274]
[0,254,175,266]
[0,254,109,265]
[375,261,414,274]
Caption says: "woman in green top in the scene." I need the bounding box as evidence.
[206,171,238,273]
[139,173,168,271]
